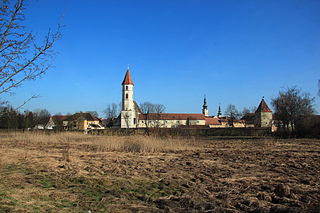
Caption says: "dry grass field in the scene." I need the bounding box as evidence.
[0,132,319,213]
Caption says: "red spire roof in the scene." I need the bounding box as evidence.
[122,69,134,85]
[256,98,272,113]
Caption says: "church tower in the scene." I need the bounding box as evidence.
[120,68,137,128]
[217,104,222,118]
[202,95,209,116]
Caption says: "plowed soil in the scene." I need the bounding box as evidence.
[0,133,319,212]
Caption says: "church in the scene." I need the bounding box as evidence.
[114,69,273,129]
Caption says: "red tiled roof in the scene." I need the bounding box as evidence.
[65,113,99,121]
[256,99,272,113]
[139,113,205,120]
[205,117,221,125]
[219,118,229,122]
[241,113,255,124]
[122,70,134,85]
[241,113,255,120]
[52,115,70,122]
[134,101,142,113]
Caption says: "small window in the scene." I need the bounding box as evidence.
[134,118,136,124]
[126,93,128,99]
[126,86,128,90]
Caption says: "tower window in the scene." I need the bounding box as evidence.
[126,93,128,99]
[126,86,128,90]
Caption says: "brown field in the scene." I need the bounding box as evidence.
[0,132,319,213]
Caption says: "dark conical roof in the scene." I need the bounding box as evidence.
[256,98,272,113]
[122,69,134,85]
[203,95,207,107]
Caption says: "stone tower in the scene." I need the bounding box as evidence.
[202,95,209,116]
[120,69,137,128]
[254,98,272,128]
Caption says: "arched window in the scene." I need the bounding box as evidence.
[126,93,128,99]
[126,86,128,90]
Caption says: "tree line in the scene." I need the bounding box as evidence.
[1,86,319,138]
[0,106,51,129]
[271,87,318,137]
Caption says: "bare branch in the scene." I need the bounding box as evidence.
[0,0,61,97]
[15,94,39,110]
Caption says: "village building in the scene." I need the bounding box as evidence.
[42,115,70,130]
[115,69,273,129]
[63,112,103,130]
[241,113,255,128]
[138,113,207,128]
[41,113,104,130]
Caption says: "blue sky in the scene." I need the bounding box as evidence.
[3,0,320,117]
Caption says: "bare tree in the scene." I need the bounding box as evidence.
[24,110,34,129]
[138,102,166,133]
[240,106,257,117]
[103,103,119,119]
[86,111,99,118]
[154,104,166,114]
[139,102,165,114]
[139,102,154,114]
[272,87,315,133]
[0,104,30,129]
[0,0,61,97]
[225,104,240,127]
[241,107,251,116]
[33,108,51,127]
[0,104,18,129]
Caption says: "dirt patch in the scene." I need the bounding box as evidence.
[0,132,319,212]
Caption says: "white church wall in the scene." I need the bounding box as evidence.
[137,119,206,128]
[122,84,134,111]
